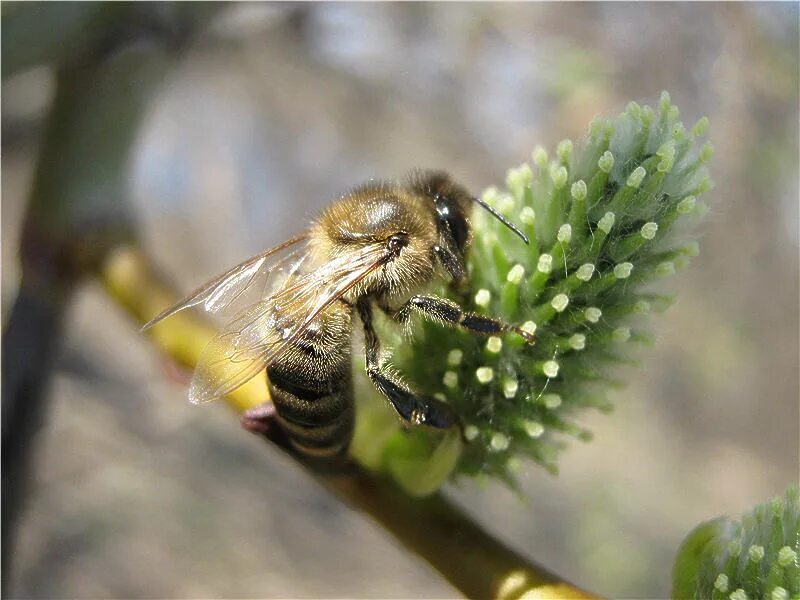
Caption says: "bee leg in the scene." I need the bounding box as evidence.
[241,402,276,434]
[241,402,291,448]
[396,295,535,344]
[357,299,458,430]
[241,402,296,452]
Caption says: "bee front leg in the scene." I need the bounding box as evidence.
[395,295,535,344]
[357,299,457,430]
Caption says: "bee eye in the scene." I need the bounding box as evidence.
[387,233,409,255]
[436,198,469,251]
[446,214,469,250]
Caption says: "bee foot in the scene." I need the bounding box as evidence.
[516,329,536,345]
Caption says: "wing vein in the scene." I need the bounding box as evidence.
[186,243,390,404]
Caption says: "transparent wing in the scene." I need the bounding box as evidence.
[141,234,309,331]
[187,242,390,404]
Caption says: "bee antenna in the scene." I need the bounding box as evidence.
[472,197,530,245]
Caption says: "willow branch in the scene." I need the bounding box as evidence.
[2,40,173,591]
[100,244,597,600]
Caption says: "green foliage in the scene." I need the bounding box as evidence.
[672,486,800,600]
[353,92,712,492]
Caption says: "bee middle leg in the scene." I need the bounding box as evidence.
[395,295,535,343]
[357,299,457,430]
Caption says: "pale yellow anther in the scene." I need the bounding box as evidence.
[771,587,789,600]
[443,371,458,388]
[640,221,658,240]
[532,146,548,168]
[543,360,559,378]
[576,263,595,281]
[612,327,631,342]
[503,378,518,399]
[520,206,535,225]
[537,254,553,274]
[614,262,633,279]
[542,393,562,409]
[557,224,572,243]
[585,307,602,323]
[475,289,491,307]
[507,264,525,284]
[498,194,516,214]
[447,349,463,366]
[524,421,544,438]
[569,333,586,350]
[481,186,500,206]
[657,261,675,276]
[598,212,615,233]
[490,432,509,451]
[486,336,503,353]
[551,293,569,312]
[476,366,494,383]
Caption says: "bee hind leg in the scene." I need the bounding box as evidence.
[357,299,458,430]
[241,402,290,448]
[241,402,276,434]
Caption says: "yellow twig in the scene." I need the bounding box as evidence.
[100,245,267,413]
[99,244,598,600]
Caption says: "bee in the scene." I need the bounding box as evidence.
[143,170,533,467]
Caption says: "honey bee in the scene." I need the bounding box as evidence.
[144,170,533,467]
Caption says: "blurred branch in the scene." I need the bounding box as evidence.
[1,31,172,595]
[1,3,119,78]
[1,3,222,78]
[1,275,74,594]
[100,245,596,600]
[2,7,226,591]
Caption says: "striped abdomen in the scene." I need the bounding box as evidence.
[266,302,354,466]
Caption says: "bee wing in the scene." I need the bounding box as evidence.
[187,242,391,404]
[141,235,309,331]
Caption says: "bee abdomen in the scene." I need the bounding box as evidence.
[267,366,354,466]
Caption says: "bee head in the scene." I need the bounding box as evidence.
[406,170,472,281]
[408,170,471,250]
[408,169,528,282]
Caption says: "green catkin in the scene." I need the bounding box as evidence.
[672,486,800,600]
[366,92,712,489]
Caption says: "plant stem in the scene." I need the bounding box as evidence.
[1,25,174,590]
[1,275,74,593]
[324,469,596,599]
[100,245,597,599]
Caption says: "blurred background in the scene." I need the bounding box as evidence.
[2,3,797,598]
